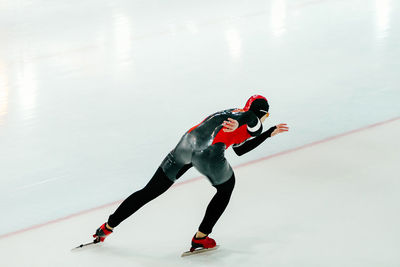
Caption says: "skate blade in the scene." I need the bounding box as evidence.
[71,239,100,251]
[181,245,219,257]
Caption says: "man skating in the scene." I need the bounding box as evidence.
[93,95,289,253]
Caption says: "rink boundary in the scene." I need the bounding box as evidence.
[1,116,399,240]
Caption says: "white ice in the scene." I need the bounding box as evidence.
[0,0,399,266]
[1,120,400,266]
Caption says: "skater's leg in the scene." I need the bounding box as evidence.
[107,167,173,228]
[176,163,193,179]
[197,173,235,235]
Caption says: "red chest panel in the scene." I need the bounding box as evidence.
[212,124,251,149]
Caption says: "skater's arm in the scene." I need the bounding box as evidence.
[232,124,289,156]
[232,126,276,156]
[223,112,262,136]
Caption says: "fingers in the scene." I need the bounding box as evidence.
[277,124,289,132]
[224,118,238,126]
[222,119,237,126]
[276,123,289,133]
[271,123,289,136]
[222,118,239,132]
[222,122,235,132]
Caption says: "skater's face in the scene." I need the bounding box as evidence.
[260,112,269,123]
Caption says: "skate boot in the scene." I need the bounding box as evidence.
[190,234,216,252]
[93,223,113,242]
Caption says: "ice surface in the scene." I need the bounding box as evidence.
[1,119,400,266]
[0,0,399,266]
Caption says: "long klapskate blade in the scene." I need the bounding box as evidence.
[71,239,100,251]
[181,245,219,257]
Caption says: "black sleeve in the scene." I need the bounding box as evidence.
[232,126,277,156]
[240,111,262,137]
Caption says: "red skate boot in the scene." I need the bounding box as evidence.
[93,223,113,242]
[190,234,217,252]
[181,234,219,256]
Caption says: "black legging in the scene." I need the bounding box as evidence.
[107,167,235,235]
[107,167,173,228]
[199,174,235,234]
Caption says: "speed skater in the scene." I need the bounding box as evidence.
[93,95,289,251]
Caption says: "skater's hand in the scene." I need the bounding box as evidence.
[271,123,289,137]
[222,118,239,132]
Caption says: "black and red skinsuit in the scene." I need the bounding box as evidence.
[107,98,276,235]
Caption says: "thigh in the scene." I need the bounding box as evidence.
[214,173,235,194]
[144,167,175,193]
[160,133,193,182]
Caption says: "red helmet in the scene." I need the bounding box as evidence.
[244,95,269,119]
